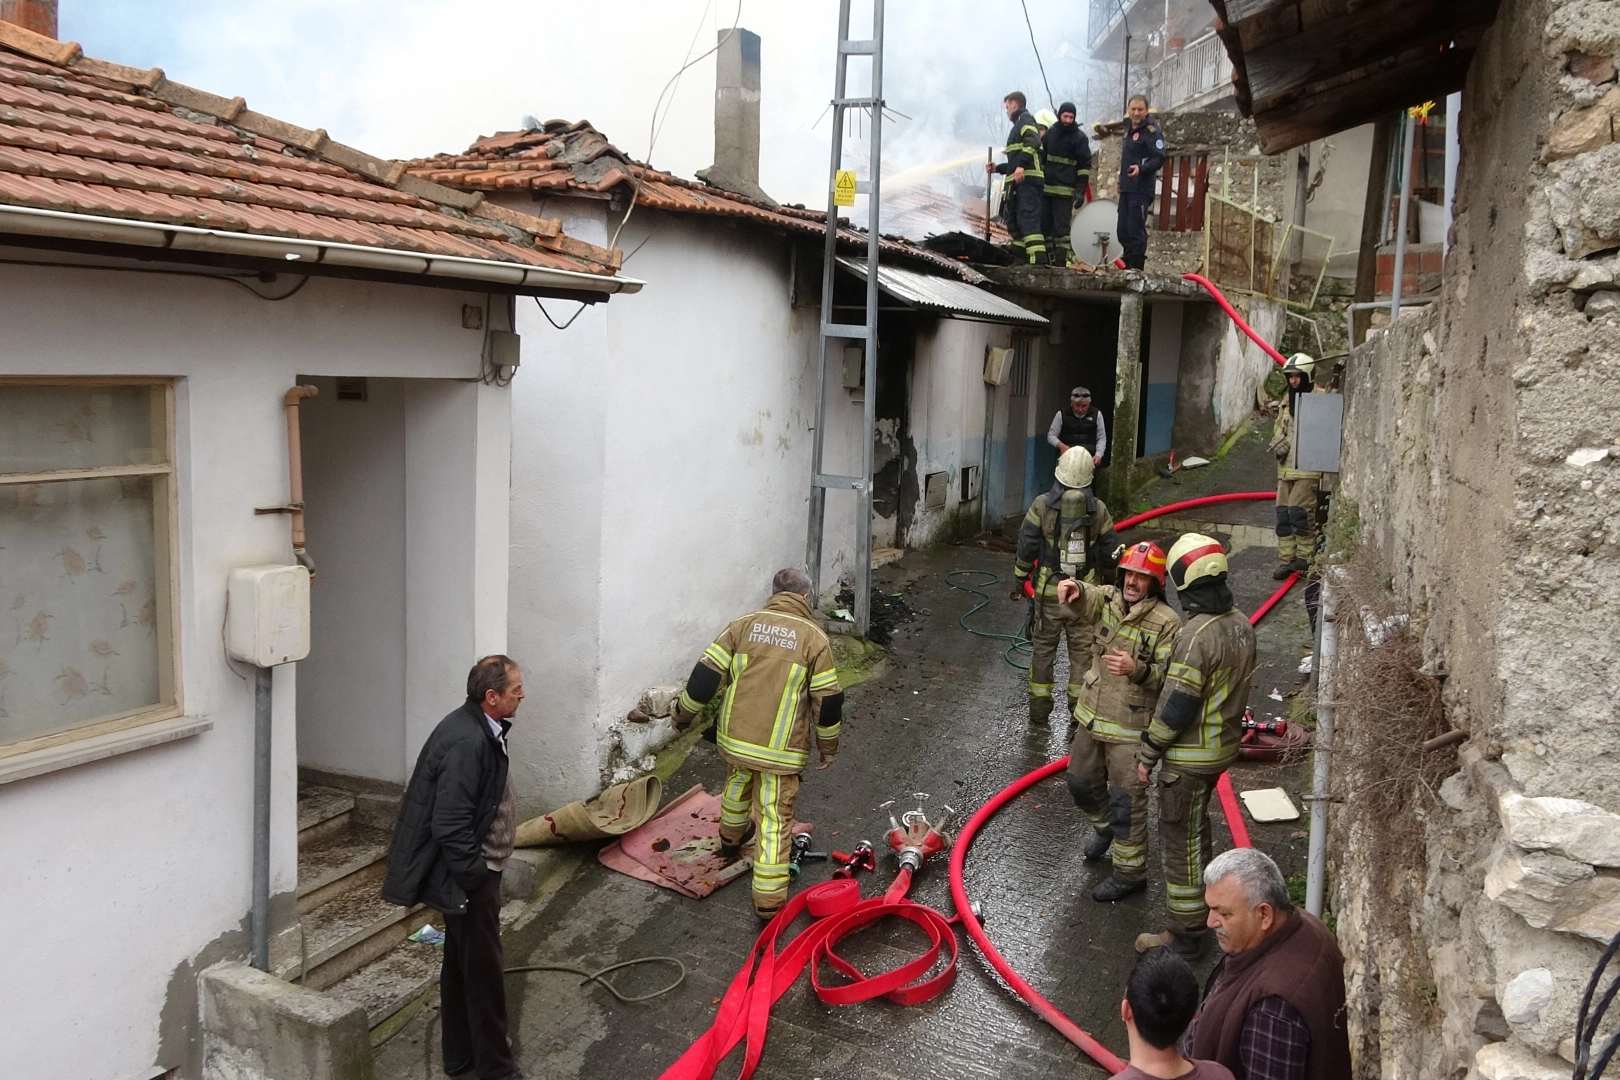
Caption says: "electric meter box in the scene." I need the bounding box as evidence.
[1292,392,1344,474]
[226,564,311,667]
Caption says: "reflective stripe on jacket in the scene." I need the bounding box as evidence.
[997,108,1044,181]
[1063,583,1181,741]
[1042,122,1091,198]
[1144,609,1256,771]
[699,592,841,774]
[1014,485,1118,597]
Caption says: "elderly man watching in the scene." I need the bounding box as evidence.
[1180,848,1352,1080]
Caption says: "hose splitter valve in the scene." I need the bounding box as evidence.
[883,792,954,872]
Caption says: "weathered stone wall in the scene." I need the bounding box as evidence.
[1333,0,1620,1076]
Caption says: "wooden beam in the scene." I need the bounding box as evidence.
[1223,0,1298,23]
[1253,47,1475,154]
[1245,0,1498,109]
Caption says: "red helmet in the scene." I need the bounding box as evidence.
[1118,541,1168,586]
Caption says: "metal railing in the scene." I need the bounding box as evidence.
[1087,0,1147,48]
[1149,31,1232,111]
[1202,192,1335,311]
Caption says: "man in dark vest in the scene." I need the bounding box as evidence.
[1178,848,1353,1080]
[1047,386,1108,467]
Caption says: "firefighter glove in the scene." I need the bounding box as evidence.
[672,702,696,732]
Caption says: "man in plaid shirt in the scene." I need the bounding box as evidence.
[1178,849,1352,1080]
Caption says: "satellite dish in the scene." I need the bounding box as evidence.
[1070,199,1121,267]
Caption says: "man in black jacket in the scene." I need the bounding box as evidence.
[383,655,524,1080]
[1042,102,1091,268]
[1117,94,1166,271]
[986,90,1048,265]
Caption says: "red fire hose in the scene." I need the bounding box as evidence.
[1181,273,1289,367]
[950,491,1301,1072]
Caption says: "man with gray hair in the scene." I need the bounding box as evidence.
[1174,847,1352,1080]
[673,568,844,920]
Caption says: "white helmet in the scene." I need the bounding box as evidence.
[1281,353,1316,379]
[1034,108,1058,128]
[1054,447,1095,489]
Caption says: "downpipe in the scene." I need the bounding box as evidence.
[252,665,273,971]
[283,384,319,577]
[1305,574,1337,917]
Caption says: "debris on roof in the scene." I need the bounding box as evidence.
[409,120,992,284]
[0,20,628,287]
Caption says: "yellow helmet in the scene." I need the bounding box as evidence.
[1166,533,1228,590]
[1034,108,1058,128]
[1054,447,1095,489]
[1281,353,1316,379]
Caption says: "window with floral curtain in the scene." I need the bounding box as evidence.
[0,381,178,757]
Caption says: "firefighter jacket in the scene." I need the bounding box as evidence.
[1138,609,1257,774]
[1014,484,1119,599]
[687,592,841,774]
[1118,115,1166,195]
[1061,582,1182,742]
[1042,121,1091,199]
[1271,384,1322,481]
[996,107,1044,183]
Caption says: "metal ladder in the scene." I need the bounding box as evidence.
[805,0,884,637]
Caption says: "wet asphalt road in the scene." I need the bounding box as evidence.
[376,509,1315,1080]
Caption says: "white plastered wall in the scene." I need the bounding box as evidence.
[0,258,501,1080]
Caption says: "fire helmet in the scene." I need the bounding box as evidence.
[1034,108,1058,128]
[1166,533,1229,590]
[1280,353,1316,380]
[1054,446,1095,489]
[1117,541,1168,586]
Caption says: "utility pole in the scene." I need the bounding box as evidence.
[806,0,885,638]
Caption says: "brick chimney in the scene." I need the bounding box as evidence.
[696,28,776,208]
[0,0,58,37]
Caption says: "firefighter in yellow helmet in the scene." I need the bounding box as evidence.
[1010,447,1120,726]
[1270,353,1322,579]
[672,568,843,920]
[1055,541,1181,903]
[1133,534,1256,958]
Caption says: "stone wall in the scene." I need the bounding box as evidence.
[1332,0,1620,1076]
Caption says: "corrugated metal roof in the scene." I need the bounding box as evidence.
[836,257,1048,327]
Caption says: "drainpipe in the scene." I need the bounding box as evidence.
[283,385,318,577]
[1442,92,1461,254]
[251,665,273,970]
[1305,574,1337,918]
[1389,113,1417,325]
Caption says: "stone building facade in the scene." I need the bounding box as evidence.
[1332,1,1620,1076]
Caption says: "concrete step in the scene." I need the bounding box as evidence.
[297,786,355,845]
[274,886,435,990]
[296,824,391,914]
[324,937,444,1045]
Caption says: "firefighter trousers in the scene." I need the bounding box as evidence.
[1042,194,1074,265]
[1066,729,1149,882]
[1028,596,1092,723]
[1156,765,1218,934]
[1275,476,1320,564]
[1006,180,1048,264]
[1117,189,1153,269]
[719,763,801,914]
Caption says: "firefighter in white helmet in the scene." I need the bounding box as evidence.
[1010,447,1120,726]
[1133,534,1256,959]
[1270,353,1322,579]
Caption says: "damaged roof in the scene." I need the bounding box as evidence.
[0,22,638,295]
[835,257,1047,327]
[408,120,992,285]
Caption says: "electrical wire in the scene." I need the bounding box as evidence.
[505,955,686,1003]
[609,1,743,251]
[533,295,588,330]
[1019,0,1056,111]
[0,256,311,300]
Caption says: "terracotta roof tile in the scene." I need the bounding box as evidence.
[408,120,988,284]
[0,25,622,278]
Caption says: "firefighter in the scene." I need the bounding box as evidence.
[1271,353,1322,579]
[1133,534,1257,958]
[1041,102,1092,268]
[1117,94,1165,271]
[1009,447,1120,725]
[1054,541,1181,902]
[986,90,1048,265]
[672,568,843,920]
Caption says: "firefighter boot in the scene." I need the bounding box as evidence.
[1134,929,1210,959]
[718,821,757,865]
[1092,874,1147,902]
[1028,695,1054,726]
[1083,828,1114,861]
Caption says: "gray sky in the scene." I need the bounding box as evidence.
[61,1,1113,216]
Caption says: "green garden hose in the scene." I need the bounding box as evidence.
[944,569,1034,669]
[505,955,687,1003]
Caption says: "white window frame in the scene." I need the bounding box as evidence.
[0,376,184,768]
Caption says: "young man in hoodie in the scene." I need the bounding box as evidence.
[1041,101,1092,267]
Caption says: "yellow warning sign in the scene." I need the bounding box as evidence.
[834,169,857,207]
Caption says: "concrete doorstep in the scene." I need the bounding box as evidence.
[201,963,374,1080]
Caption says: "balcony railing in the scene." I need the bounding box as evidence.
[1087,0,1144,49]
[1148,31,1233,111]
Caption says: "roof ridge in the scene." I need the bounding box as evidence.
[0,23,622,267]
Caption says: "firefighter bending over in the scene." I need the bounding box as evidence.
[1011,447,1120,726]
[1133,535,1257,959]
[672,568,843,921]
[1055,541,1182,903]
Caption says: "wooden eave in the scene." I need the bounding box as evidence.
[1209,0,1502,153]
